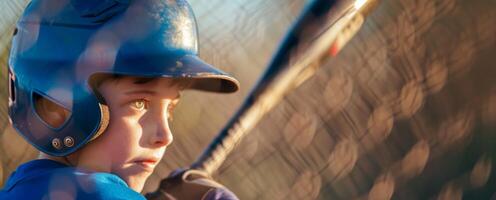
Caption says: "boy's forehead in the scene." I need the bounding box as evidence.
[107,76,182,98]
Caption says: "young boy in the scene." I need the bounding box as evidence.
[1,0,239,199]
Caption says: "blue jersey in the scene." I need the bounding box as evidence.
[0,159,145,200]
[1,159,239,200]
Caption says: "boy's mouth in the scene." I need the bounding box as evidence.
[133,158,159,171]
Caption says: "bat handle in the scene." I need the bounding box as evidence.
[191,117,246,175]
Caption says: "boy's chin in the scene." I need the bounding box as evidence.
[125,173,152,192]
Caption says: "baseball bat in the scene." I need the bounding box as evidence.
[147,0,378,198]
[191,0,378,175]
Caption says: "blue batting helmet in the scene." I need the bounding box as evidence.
[7,0,239,156]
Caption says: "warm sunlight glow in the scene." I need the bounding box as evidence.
[354,0,367,9]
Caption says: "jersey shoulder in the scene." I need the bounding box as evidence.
[74,171,146,200]
[0,160,144,200]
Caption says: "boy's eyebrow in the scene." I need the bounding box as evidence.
[124,90,181,99]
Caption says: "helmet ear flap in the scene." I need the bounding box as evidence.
[89,103,110,141]
[86,73,112,141]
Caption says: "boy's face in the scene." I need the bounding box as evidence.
[68,77,180,192]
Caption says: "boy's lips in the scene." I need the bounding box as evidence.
[132,157,160,171]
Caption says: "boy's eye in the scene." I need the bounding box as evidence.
[132,99,148,111]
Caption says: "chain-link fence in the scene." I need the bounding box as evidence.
[1,0,495,199]
[214,0,496,199]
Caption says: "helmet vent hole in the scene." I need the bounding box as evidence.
[33,92,71,129]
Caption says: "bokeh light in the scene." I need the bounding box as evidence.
[1,0,495,199]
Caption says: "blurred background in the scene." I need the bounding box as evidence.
[1,0,495,199]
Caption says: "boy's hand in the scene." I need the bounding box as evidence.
[145,169,238,200]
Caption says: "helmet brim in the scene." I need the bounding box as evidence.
[176,55,240,93]
[91,54,240,94]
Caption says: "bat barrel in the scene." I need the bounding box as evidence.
[191,0,379,175]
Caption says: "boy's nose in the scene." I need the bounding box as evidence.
[150,111,174,147]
